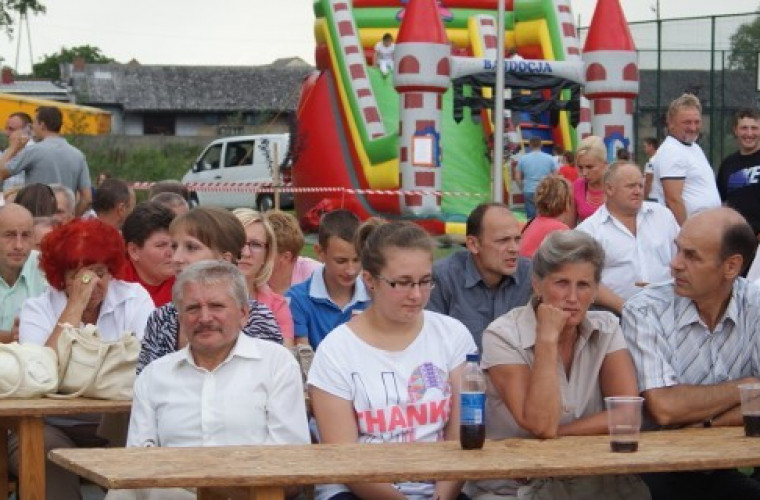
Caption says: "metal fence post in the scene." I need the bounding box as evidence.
[709,15,716,165]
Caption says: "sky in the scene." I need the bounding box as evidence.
[0,0,758,74]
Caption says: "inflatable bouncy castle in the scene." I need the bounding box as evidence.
[293,0,637,233]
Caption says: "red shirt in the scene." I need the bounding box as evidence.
[519,216,569,258]
[121,259,175,307]
[558,164,579,182]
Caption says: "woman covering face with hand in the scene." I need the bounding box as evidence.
[19,218,154,347]
[16,218,155,500]
[137,206,282,374]
[308,221,476,500]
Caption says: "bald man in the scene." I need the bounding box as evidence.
[622,207,760,499]
[0,203,48,342]
[577,161,679,314]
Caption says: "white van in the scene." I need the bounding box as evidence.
[182,134,291,211]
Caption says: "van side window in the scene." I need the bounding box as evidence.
[225,140,255,168]
[200,144,223,171]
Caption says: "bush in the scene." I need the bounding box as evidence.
[67,135,206,183]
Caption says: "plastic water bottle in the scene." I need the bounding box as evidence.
[460,353,486,450]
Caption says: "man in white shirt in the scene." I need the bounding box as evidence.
[578,161,679,314]
[650,93,721,225]
[129,260,309,447]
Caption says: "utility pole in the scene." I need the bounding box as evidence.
[492,0,505,202]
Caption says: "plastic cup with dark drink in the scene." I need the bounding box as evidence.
[738,384,760,437]
[605,396,644,453]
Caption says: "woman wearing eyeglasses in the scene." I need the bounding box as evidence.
[234,208,294,347]
[309,221,476,500]
[137,206,282,374]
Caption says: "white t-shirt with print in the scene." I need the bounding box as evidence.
[308,310,476,500]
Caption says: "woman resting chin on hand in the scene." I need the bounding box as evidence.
[469,230,649,500]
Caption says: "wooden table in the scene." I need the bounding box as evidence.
[49,427,760,500]
[0,397,131,500]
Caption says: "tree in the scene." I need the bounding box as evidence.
[728,7,760,71]
[32,45,115,80]
[0,0,45,35]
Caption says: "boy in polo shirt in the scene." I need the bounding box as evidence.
[286,209,370,349]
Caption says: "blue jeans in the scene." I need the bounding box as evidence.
[524,192,536,220]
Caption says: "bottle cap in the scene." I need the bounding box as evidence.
[466,353,479,362]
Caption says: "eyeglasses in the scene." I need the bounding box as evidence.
[375,275,435,291]
[244,240,268,253]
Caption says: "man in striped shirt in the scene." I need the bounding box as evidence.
[622,207,760,499]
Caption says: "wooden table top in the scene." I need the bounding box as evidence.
[0,397,131,417]
[49,427,760,491]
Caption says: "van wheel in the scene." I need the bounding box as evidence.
[188,193,200,208]
[256,194,274,212]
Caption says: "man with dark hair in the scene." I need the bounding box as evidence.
[515,136,557,219]
[622,207,760,499]
[93,178,135,229]
[2,112,33,191]
[0,106,92,215]
[716,108,760,237]
[642,136,659,200]
[428,203,532,350]
[122,202,176,306]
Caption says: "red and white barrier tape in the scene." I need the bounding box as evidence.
[131,181,489,199]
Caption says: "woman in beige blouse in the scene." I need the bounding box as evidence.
[471,230,649,500]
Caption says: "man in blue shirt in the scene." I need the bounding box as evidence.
[515,136,557,219]
[427,203,532,351]
[287,210,370,349]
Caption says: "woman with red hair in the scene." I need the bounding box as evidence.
[19,218,154,347]
[14,218,154,500]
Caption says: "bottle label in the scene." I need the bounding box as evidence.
[460,392,485,425]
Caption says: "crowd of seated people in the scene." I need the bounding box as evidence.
[4,95,760,500]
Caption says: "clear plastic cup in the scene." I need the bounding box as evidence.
[605,396,644,452]
[738,384,760,437]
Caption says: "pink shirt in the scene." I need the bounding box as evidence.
[519,216,569,258]
[291,256,321,286]
[255,284,294,340]
[573,178,604,222]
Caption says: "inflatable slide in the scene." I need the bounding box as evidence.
[294,0,589,233]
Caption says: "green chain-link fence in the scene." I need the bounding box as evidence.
[579,12,760,167]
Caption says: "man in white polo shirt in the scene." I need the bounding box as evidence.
[650,93,721,225]
[578,161,679,314]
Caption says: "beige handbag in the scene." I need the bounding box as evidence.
[0,342,58,398]
[50,323,139,400]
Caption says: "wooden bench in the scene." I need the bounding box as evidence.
[49,427,760,500]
